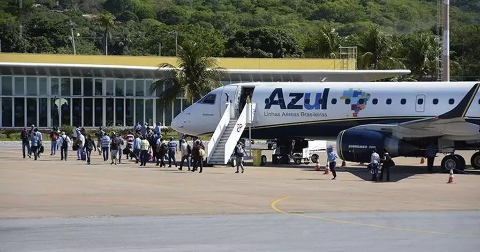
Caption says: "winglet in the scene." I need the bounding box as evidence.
[438,83,480,119]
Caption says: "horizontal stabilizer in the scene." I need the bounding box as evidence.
[438,83,479,119]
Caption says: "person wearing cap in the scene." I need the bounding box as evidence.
[380,148,394,182]
[326,146,338,180]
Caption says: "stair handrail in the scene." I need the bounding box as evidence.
[206,102,231,162]
[223,103,256,164]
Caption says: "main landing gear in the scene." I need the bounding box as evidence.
[441,152,480,172]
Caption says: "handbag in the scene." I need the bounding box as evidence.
[39,145,44,153]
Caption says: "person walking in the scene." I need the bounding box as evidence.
[140,136,150,167]
[95,127,105,155]
[76,130,85,161]
[20,127,31,158]
[110,133,119,165]
[85,134,97,165]
[369,149,381,181]
[115,135,125,164]
[57,132,71,161]
[178,139,191,171]
[49,127,59,156]
[167,137,178,167]
[101,132,111,161]
[326,146,338,180]
[191,140,205,173]
[133,134,141,163]
[30,129,41,161]
[233,141,245,173]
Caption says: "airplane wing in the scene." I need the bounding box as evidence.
[350,83,480,140]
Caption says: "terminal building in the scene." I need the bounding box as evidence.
[0,53,409,129]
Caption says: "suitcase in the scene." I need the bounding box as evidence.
[81,151,86,161]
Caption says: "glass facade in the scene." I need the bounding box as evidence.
[0,75,188,128]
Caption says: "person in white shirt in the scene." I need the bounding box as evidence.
[57,132,71,161]
[370,149,381,181]
[72,126,78,140]
[101,133,111,161]
[179,139,191,171]
[77,130,86,160]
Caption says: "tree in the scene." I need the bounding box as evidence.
[305,25,341,58]
[400,31,441,80]
[149,40,225,109]
[97,11,116,55]
[355,25,404,70]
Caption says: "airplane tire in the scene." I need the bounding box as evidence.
[261,155,267,166]
[471,152,480,169]
[311,154,319,163]
[441,155,464,173]
[294,158,302,165]
[453,154,466,171]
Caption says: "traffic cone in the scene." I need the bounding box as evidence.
[420,157,425,164]
[315,163,321,171]
[447,169,455,184]
[341,160,346,167]
[324,162,330,174]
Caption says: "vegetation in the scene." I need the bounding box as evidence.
[0,0,479,80]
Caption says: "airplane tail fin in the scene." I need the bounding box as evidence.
[438,83,479,119]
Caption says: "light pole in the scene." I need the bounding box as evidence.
[68,20,77,55]
[158,42,161,56]
[168,31,178,56]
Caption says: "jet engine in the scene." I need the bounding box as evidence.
[336,129,421,163]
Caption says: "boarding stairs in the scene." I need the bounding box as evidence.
[207,102,256,165]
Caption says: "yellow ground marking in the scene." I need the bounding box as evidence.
[270,196,480,238]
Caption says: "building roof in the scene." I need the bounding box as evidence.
[0,53,410,81]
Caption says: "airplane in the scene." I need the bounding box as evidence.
[171,81,480,171]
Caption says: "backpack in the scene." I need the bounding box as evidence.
[187,144,192,155]
[111,140,118,149]
[236,146,245,157]
[62,137,68,148]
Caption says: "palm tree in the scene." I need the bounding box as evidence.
[313,26,341,58]
[97,11,116,55]
[356,25,404,70]
[400,32,441,80]
[149,40,225,109]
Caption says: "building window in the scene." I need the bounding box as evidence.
[26,98,37,126]
[135,80,145,96]
[417,98,424,105]
[84,78,93,96]
[126,99,134,126]
[72,78,82,95]
[94,98,103,127]
[52,98,60,127]
[135,99,144,124]
[106,80,114,96]
[39,77,47,96]
[2,98,13,127]
[146,80,153,97]
[401,98,406,105]
[94,79,103,95]
[345,98,351,105]
[145,99,153,125]
[126,80,134,96]
[84,98,93,127]
[26,77,37,96]
[372,98,378,105]
[386,98,392,105]
[433,98,438,105]
[61,78,71,96]
[449,98,455,105]
[115,79,125,97]
[115,98,124,126]
[14,97,25,127]
[331,98,337,104]
[106,98,114,126]
[15,77,25,96]
[61,98,71,126]
[39,98,48,127]
[72,98,82,127]
[1,76,13,95]
[51,78,59,96]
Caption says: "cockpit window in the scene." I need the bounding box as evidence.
[200,94,216,104]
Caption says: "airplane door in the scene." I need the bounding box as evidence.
[415,94,426,112]
[221,85,240,116]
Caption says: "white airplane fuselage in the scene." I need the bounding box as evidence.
[172,82,480,141]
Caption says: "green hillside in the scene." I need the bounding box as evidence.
[0,0,479,80]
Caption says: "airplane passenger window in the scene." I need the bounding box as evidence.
[386,98,392,105]
[449,98,455,105]
[359,99,365,104]
[401,98,406,105]
[201,94,216,104]
[417,99,424,105]
[331,98,337,104]
[433,98,438,105]
[345,98,351,105]
[372,98,378,105]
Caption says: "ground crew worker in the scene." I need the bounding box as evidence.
[327,146,338,180]
[370,149,381,181]
[425,143,437,173]
[167,137,177,167]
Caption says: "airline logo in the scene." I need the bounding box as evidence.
[264,88,330,110]
[340,88,370,117]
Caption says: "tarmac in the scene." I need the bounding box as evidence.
[1,142,479,251]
